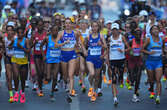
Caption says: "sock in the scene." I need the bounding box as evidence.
[9,91,13,97]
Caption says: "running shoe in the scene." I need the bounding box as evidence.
[25,81,29,88]
[79,80,82,86]
[97,88,103,97]
[120,84,124,88]
[66,95,72,103]
[37,90,44,97]
[20,93,26,103]
[81,85,86,93]
[54,85,59,92]
[149,92,155,99]
[136,91,140,96]
[70,89,77,97]
[32,83,38,91]
[8,96,14,103]
[127,85,132,90]
[132,94,140,102]
[13,92,19,102]
[91,92,97,102]
[113,97,118,106]
[162,76,167,82]
[108,80,112,85]
[50,93,55,102]
[103,75,107,84]
[155,96,160,104]
[88,88,93,97]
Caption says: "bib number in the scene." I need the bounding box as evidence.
[14,50,25,58]
[50,50,61,57]
[90,47,101,55]
[150,49,162,57]
[133,48,141,56]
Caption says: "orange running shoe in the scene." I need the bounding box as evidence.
[88,88,93,97]
[103,75,107,84]
[70,89,77,97]
[37,91,44,97]
[91,92,97,102]
[108,80,112,85]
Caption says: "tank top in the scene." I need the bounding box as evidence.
[147,35,162,60]
[13,37,26,59]
[34,31,47,55]
[46,35,61,63]
[132,38,143,56]
[5,37,14,56]
[109,34,125,60]
[60,30,76,49]
[88,33,102,56]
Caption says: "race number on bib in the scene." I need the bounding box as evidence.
[150,48,162,57]
[90,47,101,55]
[133,48,141,56]
[14,50,25,58]
[35,43,46,51]
[50,50,61,57]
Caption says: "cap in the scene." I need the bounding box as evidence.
[139,10,148,16]
[111,23,119,30]
[72,10,78,16]
[7,21,15,27]
[4,5,11,9]
[105,20,112,24]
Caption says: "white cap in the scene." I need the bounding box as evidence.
[111,23,119,30]
[7,21,15,27]
[36,0,42,3]
[138,0,146,2]
[105,20,112,24]
[139,10,148,16]
[72,10,78,16]
[4,5,11,9]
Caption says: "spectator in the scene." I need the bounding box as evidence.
[88,0,102,20]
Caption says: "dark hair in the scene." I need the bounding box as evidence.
[91,20,100,33]
[150,25,159,34]
[16,26,24,33]
[65,17,73,24]
[50,25,59,31]
[6,25,14,31]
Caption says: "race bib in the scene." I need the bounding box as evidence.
[50,49,61,57]
[14,50,25,58]
[35,43,46,51]
[133,48,141,56]
[62,41,76,48]
[150,48,162,57]
[90,47,101,55]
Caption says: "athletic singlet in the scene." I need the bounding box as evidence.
[132,38,143,56]
[5,37,14,56]
[60,30,76,49]
[34,31,47,55]
[109,34,125,60]
[80,29,89,43]
[147,35,162,59]
[46,35,61,63]
[88,33,102,56]
[11,37,28,65]
[13,37,26,58]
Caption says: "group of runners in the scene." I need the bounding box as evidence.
[0,5,167,106]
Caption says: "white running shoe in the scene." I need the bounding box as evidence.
[25,81,29,88]
[132,94,140,102]
[113,97,118,105]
